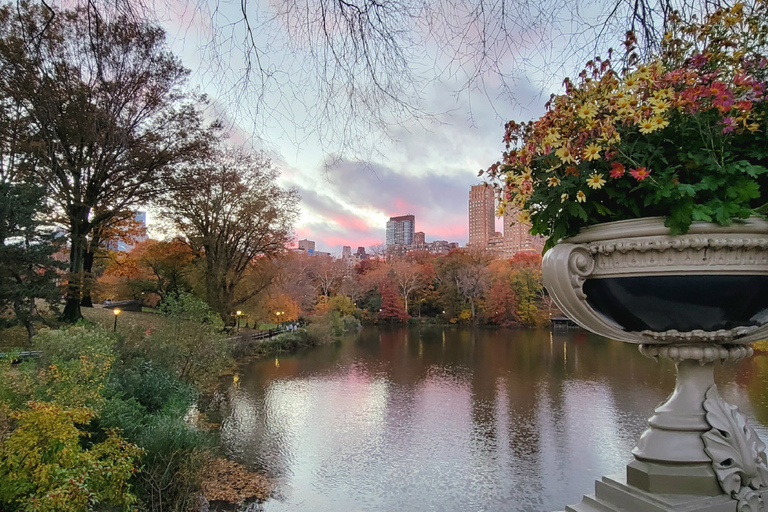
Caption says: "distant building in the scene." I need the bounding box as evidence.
[467,183,545,258]
[502,206,546,257]
[386,214,415,247]
[298,239,316,255]
[114,211,148,252]
[487,232,505,257]
[468,184,495,248]
[413,231,425,246]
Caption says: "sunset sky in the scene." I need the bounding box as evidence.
[153,1,585,255]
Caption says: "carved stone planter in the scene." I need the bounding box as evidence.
[543,217,768,512]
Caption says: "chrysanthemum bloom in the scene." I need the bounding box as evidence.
[583,143,603,161]
[548,176,561,187]
[576,190,587,202]
[561,193,569,203]
[518,211,531,223]
[610,162,625,178]
[555,147,576,163]
[638,118,658,134]
[577,103,598,119]
[652,117,669,129]
[630,167,651,181]
[587,172,607,189]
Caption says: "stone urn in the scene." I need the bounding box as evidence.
[542,217,768,512]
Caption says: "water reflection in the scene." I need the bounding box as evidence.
[219,327,768,512]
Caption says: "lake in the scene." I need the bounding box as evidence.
[218,326,768,512]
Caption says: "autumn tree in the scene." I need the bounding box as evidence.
[164,146,299,325]
[130,238,195,300]
[389,257,434,315]
[307,255,347,298]
[510,268,543,325]
[437,248,492,322]
[378,278,408,323]
[485,279,518,327]
[0,3,213,322]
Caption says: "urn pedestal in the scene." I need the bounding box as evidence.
[543,218,768,512]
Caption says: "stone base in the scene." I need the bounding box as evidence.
[561,474,749,512]
[626,460,722,496]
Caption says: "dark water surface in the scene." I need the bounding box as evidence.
[218,327,768,512]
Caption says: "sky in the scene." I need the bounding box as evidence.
[151,0,587,255]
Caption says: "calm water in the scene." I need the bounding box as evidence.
[217,327,768,512]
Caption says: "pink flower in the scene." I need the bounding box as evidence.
[690,53,708,68]
[630,167,651,181]
[610,162,625,178]
[721,117,737,134]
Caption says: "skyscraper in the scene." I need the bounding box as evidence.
[386,214,415,247]
[468,184,495,248]
[503,206,545,257]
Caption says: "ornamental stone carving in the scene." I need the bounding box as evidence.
[542,216,768,345]
[702,386,768,511]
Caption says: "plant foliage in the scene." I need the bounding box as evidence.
[487,1,768,248]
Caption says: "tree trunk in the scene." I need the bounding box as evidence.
[61,215,88,323]
[80,249,94,307]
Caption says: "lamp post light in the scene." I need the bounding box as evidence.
[113,308,121,332]
[236,310,243,332]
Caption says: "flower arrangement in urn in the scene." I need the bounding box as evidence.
[486,1,768,250]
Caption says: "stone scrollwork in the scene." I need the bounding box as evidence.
[702,386,768,511]
[567,246,595,300]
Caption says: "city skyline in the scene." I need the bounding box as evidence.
[150,4,565,259]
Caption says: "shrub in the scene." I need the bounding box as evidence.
[0,402,142,512]
[124,292,234,390]
[0,326,115,413]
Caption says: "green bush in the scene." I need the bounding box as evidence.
[0,402,142,512]
[341,315,362,333]
[0,326,116,413]
[111,292,233,390]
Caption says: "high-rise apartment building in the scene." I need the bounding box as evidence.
[468,184,495,248]
[386,214,415,247]
[467,183,545,258]
[503,206,545,257]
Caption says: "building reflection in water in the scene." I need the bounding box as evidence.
[220,326,768,512]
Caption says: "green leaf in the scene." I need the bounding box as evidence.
[677,183,696,197]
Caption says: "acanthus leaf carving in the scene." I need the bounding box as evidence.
[702,385,768,510]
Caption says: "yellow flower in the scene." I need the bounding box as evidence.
[561,193,569,203]
[652,116,669,129]
[577,103,598,120]
[547,176,561,187]
[576,190,587,203]
[543,128,562,145]
[518,211,531,224]
[638,118,659,134]
[555,146,576,164]
[587,172,606,189]
[651,99,670,114]
[583,143,603,161]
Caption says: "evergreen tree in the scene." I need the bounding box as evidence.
[0,181,63,340]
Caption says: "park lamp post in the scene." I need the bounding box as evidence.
[235,310,243,332]
[113,308,121,332]
[275,311,282,326]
